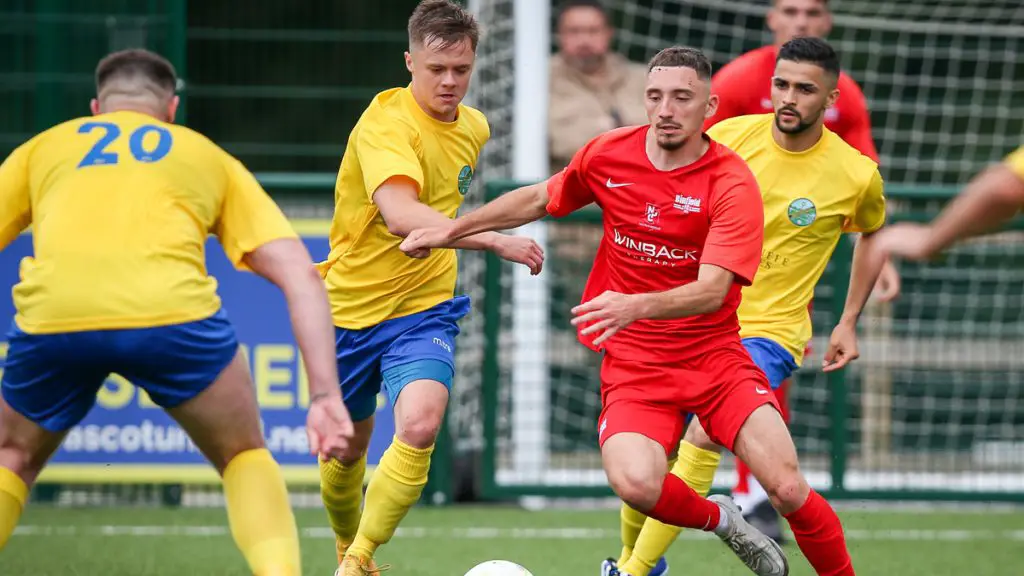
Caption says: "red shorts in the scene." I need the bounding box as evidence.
[597,343,781,455]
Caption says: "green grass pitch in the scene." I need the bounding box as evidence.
[5,504,1024,575]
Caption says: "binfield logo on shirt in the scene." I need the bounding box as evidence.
[612,229,698,266]
[673,195,702,214]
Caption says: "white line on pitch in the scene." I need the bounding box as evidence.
[12,525,1024,541]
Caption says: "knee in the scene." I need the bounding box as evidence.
[0,447,34,482]
[397,413,442,449]
[763,467,809,514]
[608,468,662,512]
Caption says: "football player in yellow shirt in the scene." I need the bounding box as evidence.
[609,37,887,576]
[0,49,354,576]
[314,2,543,574]
[874,145,1024,260]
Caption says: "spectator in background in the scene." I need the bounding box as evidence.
[548,0,648,176]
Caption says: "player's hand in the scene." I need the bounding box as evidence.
[872,223,939,261]
[871,258,902,302]
[570,290,641,346]
[493,235,544,275]
[400,226,454,259]
[822,321,860,372]
[305,391,355,462]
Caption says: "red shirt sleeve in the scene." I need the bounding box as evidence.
[546,136,599,217]
[700,162,764,286]
[835,75,879,162]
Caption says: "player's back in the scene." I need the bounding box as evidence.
[708,114,884,362]
[321,87,489,329]
[5,110,260,334]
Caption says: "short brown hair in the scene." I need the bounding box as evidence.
[647,46,713,80]
[408,0,480,52]
[95,49,177,98]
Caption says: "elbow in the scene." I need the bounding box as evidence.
[530,182,551,217]
[383,217,411,238]
[703,293,728,314]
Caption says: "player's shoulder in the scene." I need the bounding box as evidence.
[581,125,646,161]
[1004,144,1024,178]
[706,113,772,146]
[355,87,421,137]
[457,103,490,144]
[707,138,760,188]
[823,128,880,184]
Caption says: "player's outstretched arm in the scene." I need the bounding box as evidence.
[876,162,1024,260]
[823,231,887,372]
[375,176,504,250]
[399,180,551,259]
[243,238,354,461]
[571,264,735,346]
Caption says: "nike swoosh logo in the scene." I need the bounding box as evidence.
[606,178,634,188]
[755,387,769,395]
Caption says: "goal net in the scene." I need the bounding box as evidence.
[454,0,1024,498]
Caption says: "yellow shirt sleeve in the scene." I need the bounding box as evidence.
[354,119,424,199]
[1004,145,1024,180]
[0,144,31,250]
[845,169,886,233]
[214,156,298,269]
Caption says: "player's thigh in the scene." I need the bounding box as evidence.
[0,326,108,481]
[381,297,469,448]
[681,416,723,453]
[163,349,265,473]
[0,396,69,485]
[732,404,808,512]
[110,312,262,473]
[693,344,780,453]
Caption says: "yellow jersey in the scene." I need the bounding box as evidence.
[320,87,489,329]
[0,110,297,335]
[1005,145,1024,179]
[708,114,886,364]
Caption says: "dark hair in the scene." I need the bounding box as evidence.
[777,37,840,78]
[647,46,712,80]
[95,49,177,97]
[408,0,480,52]
[557,0,609,25]
[775,0,829,5]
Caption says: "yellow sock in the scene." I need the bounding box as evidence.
[0,467,28,550]
[319,454,366,555]
[347,437,432,561]
[223,448,301,576]
[617,503,647,565]
[617,454,676,565]
[622,442,721,576]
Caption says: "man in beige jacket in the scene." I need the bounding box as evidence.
[549,0,648,175]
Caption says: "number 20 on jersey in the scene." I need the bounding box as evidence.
[77,121,173,168]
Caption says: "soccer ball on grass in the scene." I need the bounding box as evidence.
[463,560,535,576]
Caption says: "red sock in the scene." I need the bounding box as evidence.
[648,473,721,531]
[733,459,751,494]
[784,490,854,576]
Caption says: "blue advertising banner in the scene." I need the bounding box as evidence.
[0,223,394,484]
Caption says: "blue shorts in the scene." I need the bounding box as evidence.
[1,309,239,432]
[337,296,470,422]
[741,337,798,390]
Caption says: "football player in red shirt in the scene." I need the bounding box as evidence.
[402,46,855,576]
[707,0,899,539]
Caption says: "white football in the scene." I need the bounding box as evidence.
[463,560,535,576]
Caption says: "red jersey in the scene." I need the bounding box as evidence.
[704,45,879,162]
[546,126,764,364]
